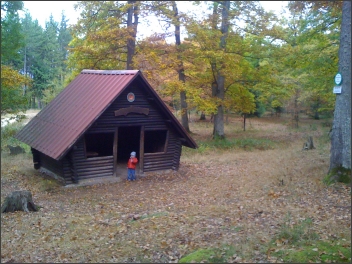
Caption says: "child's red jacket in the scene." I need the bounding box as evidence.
[127,157,138,169]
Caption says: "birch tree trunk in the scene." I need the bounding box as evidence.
[329,1,351,172]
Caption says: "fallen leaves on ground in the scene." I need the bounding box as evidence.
[1,117,350,263]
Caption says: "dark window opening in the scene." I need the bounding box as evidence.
[144,130,168,153]
[85,133,114,158]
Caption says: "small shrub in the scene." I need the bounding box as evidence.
[275,214,319,245]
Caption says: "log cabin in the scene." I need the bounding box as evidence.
[15,70,197,185]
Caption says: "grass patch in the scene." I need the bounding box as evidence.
[272,240,351,263]
[179,245,238,263]
[275,215,319,246]
[38,178,62,192]
[324,166,351,185]
[270,214,351,262]
[186,137,276,154]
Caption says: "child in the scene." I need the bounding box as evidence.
[127,151,138,181]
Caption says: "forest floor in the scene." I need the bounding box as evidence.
[1,113,351,263]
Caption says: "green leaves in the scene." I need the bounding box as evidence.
[1,65,31,115]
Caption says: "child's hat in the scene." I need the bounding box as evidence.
[131,151,136,156]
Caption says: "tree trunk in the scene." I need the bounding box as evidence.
[303,136,315,150]
[199,111,206,120]
[212,1,229,139]
[172,1,190,133]
[243,113,246,131]
[1,191,38,213]
[293,91,299,128]
[329,1,351,172]
[213,75,225,139]
[37,98,42,109]
[126,1,139,70]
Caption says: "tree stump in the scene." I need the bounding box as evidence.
[7,145,25,155]
[1,191,38,213]
[302,136,315,150]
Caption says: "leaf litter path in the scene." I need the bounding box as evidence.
[1,141,350,263]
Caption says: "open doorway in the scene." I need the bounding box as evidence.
[117,126,140,164]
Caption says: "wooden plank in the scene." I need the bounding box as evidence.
[77,173,114,179]
[75,161,113,167]
[139,126,144,173]
[113,127,118,177]
[143,165,174,171]
[144,160,174,166]
[77,165,113,171]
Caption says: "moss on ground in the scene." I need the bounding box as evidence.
[272,240,351,263]
[325,166,351,185]
[179,246,238,263]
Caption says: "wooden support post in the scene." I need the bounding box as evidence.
[113,127,118,177]
[139,126,144,173]
[69,146,78,183]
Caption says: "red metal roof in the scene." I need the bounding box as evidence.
[15,70,197,160]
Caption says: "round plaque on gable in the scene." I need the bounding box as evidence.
[127,92,135,102]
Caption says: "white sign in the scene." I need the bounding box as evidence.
[334,73,342,85]
[333,86,342,94]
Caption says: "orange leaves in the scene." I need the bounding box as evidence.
[268,190,281,198]
[1,65,31,88]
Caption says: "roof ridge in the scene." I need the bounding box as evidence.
[81,69,139,75]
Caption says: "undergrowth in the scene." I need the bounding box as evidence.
[179,245,238,263]
[187,138,276,154]
[269,212,351,263]
[275,214,319,245]
[324,166,351,185]
[1,122,29,152]
[271,240,351,263]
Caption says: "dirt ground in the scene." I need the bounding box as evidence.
[1,114,350,263]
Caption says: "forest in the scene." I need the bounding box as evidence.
[1,1,342,129]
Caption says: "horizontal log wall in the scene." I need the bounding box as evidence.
[143,130,182,171]
[62,138,114,184]
[39,152,65,181]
